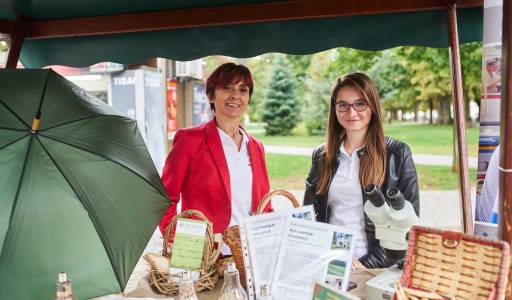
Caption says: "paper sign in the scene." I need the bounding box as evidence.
[169,218,207,270]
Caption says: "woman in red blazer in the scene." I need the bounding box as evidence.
[159,63,272,236]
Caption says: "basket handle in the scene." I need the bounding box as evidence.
[162,209,213,257]
[256,189,300,215]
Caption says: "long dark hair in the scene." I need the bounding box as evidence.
[316,72,387,195]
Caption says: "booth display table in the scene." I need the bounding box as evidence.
[124,268,382,299]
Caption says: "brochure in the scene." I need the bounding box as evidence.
[169,218,207,270]
[241,205,315,298]
[272,217,356,300]
[312,281,360,300]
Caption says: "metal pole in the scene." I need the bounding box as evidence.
[499,0,512,297]
[446,1,473,234]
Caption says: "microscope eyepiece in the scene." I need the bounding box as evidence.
[386,188,405,210]
[363,184,386,207]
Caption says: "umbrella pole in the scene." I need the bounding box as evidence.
[5,16,27,69]
[446,0,473,234]
[499,0,512,297]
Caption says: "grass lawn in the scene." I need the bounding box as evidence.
[250,123,479,157]
[266,153,477,191]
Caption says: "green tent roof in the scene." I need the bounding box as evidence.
[0,1,482,68]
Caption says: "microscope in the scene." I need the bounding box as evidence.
[362,185,419,300]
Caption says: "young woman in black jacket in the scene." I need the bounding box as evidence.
[303,72,419,269]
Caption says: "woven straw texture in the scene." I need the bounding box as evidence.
[223,189,300,286]
[397,226,510,300]
[145,209,222,295]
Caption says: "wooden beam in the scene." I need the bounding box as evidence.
[24,0,483,39]
[6,17,27,68]
[446,1,473,234]
[0,18,13,34]
[499,0,512,296]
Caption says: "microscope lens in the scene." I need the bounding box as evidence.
[387,188,405,210]
[364,184,386,207]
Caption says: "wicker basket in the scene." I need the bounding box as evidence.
[395,226,510,300]
[144,209,222,295]
[223,189,300,287]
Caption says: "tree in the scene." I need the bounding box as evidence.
[245,54,277,122]
[460,42,483,124]
[396,47,453,124]
[204,54,278,122]
[368,50,418,123]
[303,51,336,135]
[261,56,300,135]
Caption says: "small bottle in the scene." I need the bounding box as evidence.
[55,272,78,300]
[218,260,248,300]
[257,283,273,300]
[178,270,198,300]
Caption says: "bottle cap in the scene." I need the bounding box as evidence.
[261,283,271,296]
[227,260,237,272]
[58,272,68,283]
[181,269,191,281]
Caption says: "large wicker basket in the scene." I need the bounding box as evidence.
[223,189,300,287]
[144,209,222,295]
[395,226,510,300]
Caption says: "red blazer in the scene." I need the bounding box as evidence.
[159,119,272,235]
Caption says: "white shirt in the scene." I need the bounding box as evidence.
[217,128,253,226]
[327,142,368,258]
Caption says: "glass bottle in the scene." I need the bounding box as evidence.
[55,272,78,300]
[178,269,198,300]
[257,283,273,300]
[218,260,248,300]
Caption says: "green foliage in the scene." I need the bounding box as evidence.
[460,42,483,105]
[302,51,335,135]
[261,56,300,135]
[368,50,417,115]
[0,41,7,52]
[286,54,313,109]
[327,48,382,76]
[397,47,452,104]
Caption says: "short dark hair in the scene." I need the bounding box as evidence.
[206,63,254,111]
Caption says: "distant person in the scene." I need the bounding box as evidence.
[484,59,501,94]
[477,145,500,223]
[159,63,272,242]
[303,73,419,268]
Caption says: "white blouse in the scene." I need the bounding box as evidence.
[217,128,253,255]
[327,142,368,258]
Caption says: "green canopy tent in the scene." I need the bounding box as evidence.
[0,1,483,230]
[3,0,512,296]
[0,1,482,68]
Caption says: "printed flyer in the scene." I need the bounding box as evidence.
[242,205,315,297]
[272,218,356,300]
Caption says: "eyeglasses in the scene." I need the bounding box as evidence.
[334,100,368,112]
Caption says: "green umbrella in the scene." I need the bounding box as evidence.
[0,69,169,299]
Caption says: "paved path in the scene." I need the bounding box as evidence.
[265,145,478,168]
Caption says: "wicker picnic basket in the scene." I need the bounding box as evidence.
[394,226,510,300]
[144,209,222,295]
[223,189,300,287]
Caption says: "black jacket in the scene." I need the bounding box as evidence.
[303,137,419,268]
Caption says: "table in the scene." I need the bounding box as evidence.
[125,268,382,299]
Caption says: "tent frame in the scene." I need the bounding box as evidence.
[3,0,512,294]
